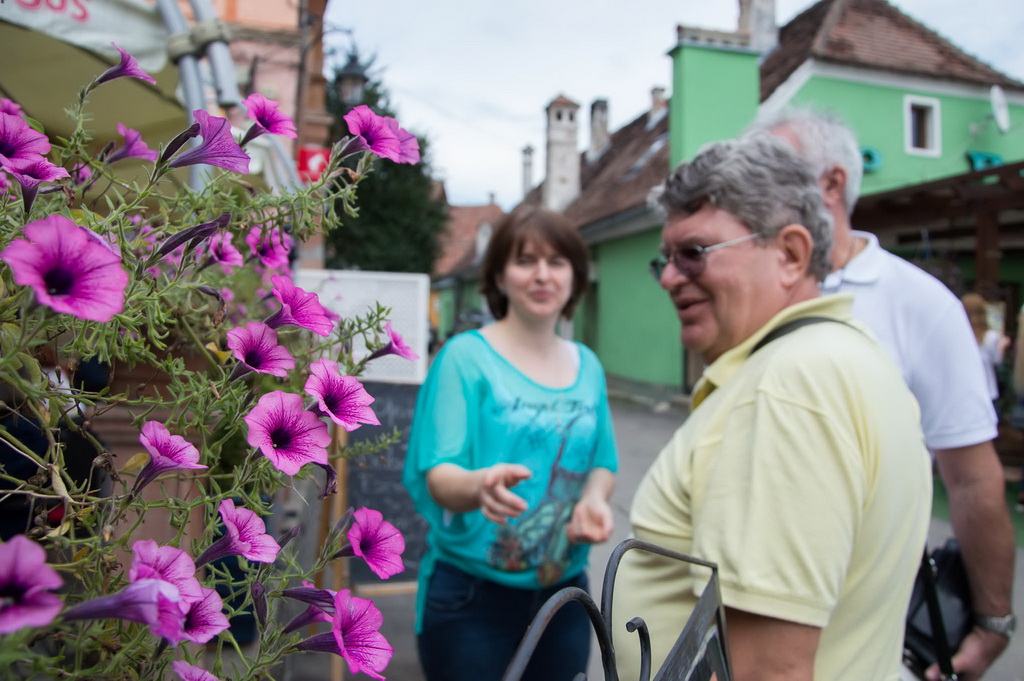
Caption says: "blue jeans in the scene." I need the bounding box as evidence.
[417,561,592,681]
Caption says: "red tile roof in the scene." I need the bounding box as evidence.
[514,0,1022,239]
[433,203,505,278]
[761,0,1024,100]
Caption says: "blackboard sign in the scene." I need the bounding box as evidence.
[347,381,428,584]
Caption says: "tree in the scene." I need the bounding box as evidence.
[325,64,447,274]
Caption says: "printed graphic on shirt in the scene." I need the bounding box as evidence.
[486,410,596,585]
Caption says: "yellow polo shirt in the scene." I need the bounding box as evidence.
[613,295,931,681]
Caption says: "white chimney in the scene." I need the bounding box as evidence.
[738,0,778,52]
[522,145,534,198]
[651,87,667,115]
[588,99,610,161]
[542,95,581,213]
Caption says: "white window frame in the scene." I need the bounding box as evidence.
[904,95,942,157]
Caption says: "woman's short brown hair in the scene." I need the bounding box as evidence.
[479,205,589,320]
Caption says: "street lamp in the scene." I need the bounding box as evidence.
[336,51,369,108]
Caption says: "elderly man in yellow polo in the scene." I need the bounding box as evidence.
[613,134,931,681]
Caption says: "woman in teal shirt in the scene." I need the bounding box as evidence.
[403,206,619,681]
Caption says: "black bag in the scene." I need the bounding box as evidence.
[903,539,973,681]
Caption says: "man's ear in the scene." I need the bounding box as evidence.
[775,224,814,286]
[821,166,847,212]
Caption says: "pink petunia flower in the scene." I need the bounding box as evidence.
[345,508,405,580]
[95,43,157,86]
[304,359,379,432]
[0,111,50,164]
[382,116,421,165]
[343,105,401,162]
[1,215,128,322]
[367,321,420,361]
[264,275,334,336]
[239,93,297,145]
[107,122,158,164]
[128,539,203,606]
[168,110,250,174]
[71,162,93,186]
[0,535,65,634]
[0,156,70,214]
[172,661,222,681]
[245,225,291,270]
[62,578,183,634]
[244,390,330,475]
[194,499,282,567]
[133,422,208,493]
[204,232,244,272]
[294,590,393,680]
[0,98,23,117]
[178,587,230,644]
[226,321,296,378]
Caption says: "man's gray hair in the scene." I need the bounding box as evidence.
[748,106,863,214]
[649,132,833,281]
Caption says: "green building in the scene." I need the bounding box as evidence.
[512,0,1024,396]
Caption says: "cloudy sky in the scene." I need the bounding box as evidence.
[323,0,1024,210]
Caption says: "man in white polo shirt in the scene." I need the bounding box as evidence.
[752,107,1017,681]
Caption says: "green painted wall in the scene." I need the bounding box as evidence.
[786,78,1024,194]
[670,42,761,165]
[593,229,684,387]
[436,287,455,340]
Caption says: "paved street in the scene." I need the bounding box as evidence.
[283,397,1024,681]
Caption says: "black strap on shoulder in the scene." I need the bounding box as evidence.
[751,315,848,355]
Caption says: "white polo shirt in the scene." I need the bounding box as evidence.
[821,231,997,450]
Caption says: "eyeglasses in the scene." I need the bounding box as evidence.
[649,232,761,281]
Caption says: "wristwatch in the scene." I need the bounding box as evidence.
[974,613,1017,638]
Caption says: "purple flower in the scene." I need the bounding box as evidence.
[96,43,157,86]
[282,584,337,611]
[0,156,70,214]
[239,93,297,146]
[129,540,203,606]
[316,462,339,498]
[133,422,208,493]
[264,275,334,336]
[367,321,420,362]
[0,98,23,117]
[0,535,64,634]
[294,590,392,680]
[154,214,230,259]
[71,162,93,186]
[251,581,268,627]
[168,110,250,174]
[107,122,158,164]
[0,112,50,164]
[281,582,336,632]
[304,359,379,432]
[204,232,243,272]
[346,508,405,580]
[62,578,182,630]
[283,582,335,629]
[343,105,401,162]
[226,321,296,378]
[1,215,128,322]
[194,499,281,568]
[245,225,291,270]
[383,116,421,165]
[172,661,222,681]
[179,587,230,644]
[244,390,330,475]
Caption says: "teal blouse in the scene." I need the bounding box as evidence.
[403,330,619,629]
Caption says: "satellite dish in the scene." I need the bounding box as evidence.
[991,85,1011,134]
